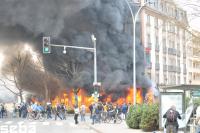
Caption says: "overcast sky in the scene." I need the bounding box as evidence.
[176,0,200,31]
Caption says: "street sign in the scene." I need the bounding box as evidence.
[191,90,200,97]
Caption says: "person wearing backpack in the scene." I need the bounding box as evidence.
[163,105,181,133]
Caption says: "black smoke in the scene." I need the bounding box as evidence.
[0,0,152,95]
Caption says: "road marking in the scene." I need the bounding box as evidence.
[5,121,13,124]
[55,121,63,126]
[18,121,25,125]
[42,122,49,125]
[30,122,37,125]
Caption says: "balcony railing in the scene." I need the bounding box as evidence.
[168,48,176,55]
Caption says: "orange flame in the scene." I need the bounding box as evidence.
[145,88,154,104]
[51,87,155,109]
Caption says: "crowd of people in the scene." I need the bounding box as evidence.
[0,101,131,125]
[73,102,130,125]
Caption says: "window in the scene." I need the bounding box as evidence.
[155,18,158,28]
[177,59,180,67]
[147,34,151,45]
[162,22,166,31]
[156,55,159,63]
[163,57,166,64]
[184,77,186,84]
[156,73,159,84]
[178,76,180,84]
[163,38,166,47]
[147,15,150,25]
[156,36,159,45]
[148,72,151,79]
[146,53,151,65]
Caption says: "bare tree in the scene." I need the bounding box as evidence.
[1,50,30,102]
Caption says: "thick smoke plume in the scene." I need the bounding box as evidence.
[0,0,152,95]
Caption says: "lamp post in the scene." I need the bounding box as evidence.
[124,0,150,105]
[91,34,97,85]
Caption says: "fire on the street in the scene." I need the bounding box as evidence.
[51,87,156,109]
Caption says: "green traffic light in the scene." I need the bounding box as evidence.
[44,47,49,52]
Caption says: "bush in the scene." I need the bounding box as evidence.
[140,104,159,131]
[126,104,143,129]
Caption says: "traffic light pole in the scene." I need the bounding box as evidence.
[46,34,98,87]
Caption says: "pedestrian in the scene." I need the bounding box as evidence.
[61,103,66,120]
[122,103,128,119]
[163,105,181,133]
[74,105,79,124]
[46,103,52,119]
[89,103,93,119]
[1,104,5,118]
[80,104,86,122]
[92,104,97,124]
[55,104,62,120]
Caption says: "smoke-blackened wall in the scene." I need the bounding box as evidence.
[0,0,151,94]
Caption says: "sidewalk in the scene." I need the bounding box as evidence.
[86,120,184,133]
[86,121,159,133]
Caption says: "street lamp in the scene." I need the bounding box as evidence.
[91,34,97,85]
[124,0,151,105]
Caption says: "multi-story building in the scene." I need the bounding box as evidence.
[187,30,200,85]
[137,0,190,86]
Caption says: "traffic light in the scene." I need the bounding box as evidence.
[43,37,51,54]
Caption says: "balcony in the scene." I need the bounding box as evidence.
[155,45,160,52]
[155,63,160,70]
[168,48,176,55]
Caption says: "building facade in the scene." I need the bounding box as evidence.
[187,30,200,85]
[138,0,189,86]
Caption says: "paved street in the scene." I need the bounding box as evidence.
[0,116,96,133]
[0,115,185,133]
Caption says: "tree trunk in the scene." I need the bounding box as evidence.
[19,90,23,103]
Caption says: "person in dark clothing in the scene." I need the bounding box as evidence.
[163,105,181,133]
[46,104,52,119]
[74,105,79,124]
[89,104,93,119]
[55,104,63,120]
